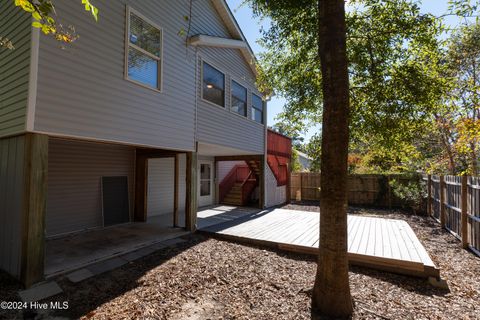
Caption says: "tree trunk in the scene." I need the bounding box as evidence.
[434,114,456,174]
[444,140,456,174]
[312,0,353,318]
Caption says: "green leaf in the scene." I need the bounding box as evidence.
[92,7,98,21]
[32,11,42,21]
[32,21,43,28]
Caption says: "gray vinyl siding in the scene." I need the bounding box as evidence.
[191,0,232,38]
[46,138,135,237]
[0,135,25,278]
[0,1,30,137]
[196,47,265,154]
[34,0,196,151]
[191,1,265,154]
[147,155,186,225]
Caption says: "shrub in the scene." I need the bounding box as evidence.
[389,176,427,214]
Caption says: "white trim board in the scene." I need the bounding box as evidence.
[26,27,40,131]
[188,35,248,50]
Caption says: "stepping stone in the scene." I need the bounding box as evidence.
[86,257,127,275]
[19,281,63,302]
[150,242,168,251]
[428,276,449,289]
[122,247,156,262]
[66,269,94,283]
[162,238,187,247]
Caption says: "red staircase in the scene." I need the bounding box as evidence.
[219,130,292,206]
[220,164,258,206]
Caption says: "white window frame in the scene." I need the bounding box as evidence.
[124,6,163,92]
[230,79,248,117]
[251,93,265,124]
[200,60,226,108]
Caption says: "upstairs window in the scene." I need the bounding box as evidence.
[126,9,162,90]
[252,94,264,124]
[202,62,225,107]
[231,80,247,116]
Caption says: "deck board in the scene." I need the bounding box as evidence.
[198,207,440,278]
[380,218,392,259]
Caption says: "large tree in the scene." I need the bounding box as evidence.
[257,0,445,174]
[420,22,480,176]
[313,0,353,316]
[249,0,353,316]
[246,0,472,317]
[441,22,480,175]
[1,0,98,49]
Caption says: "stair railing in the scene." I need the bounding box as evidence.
[241,171,258,204]
[219,164,251,203]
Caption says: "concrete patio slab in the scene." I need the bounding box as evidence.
[46,215,189,277]
[197,205,262,229]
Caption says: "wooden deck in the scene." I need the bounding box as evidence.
[198,207,440,278]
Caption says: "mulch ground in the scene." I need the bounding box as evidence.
[1,204,479,319]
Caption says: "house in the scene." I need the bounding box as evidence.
[0,0,280,287]
[296,150,313,171]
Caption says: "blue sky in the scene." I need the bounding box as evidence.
[225,0,464,141]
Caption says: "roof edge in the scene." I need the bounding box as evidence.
[211,0,258,76]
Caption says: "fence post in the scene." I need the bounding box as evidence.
[300,172,303,201]
[427,175,432,217]
[440,175,446,228]
[387,175,392,209]
[461,175,468,248]
[286,163,291,204]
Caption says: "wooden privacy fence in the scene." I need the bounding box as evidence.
[290,173,415,207]
[425,175,480,257]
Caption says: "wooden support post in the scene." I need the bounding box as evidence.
[185,151,197,232]
[215,159,219,205]
[300,173,303,201]
[461,175,468,248]
[427,175,432,217]
[134,154,148,222]
[440,175,446,228]
[387,175,392,209]
[286,163,291,204]
[173,154,179,227]
[259,156,265,209]
[21,133,48,287]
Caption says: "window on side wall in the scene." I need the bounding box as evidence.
[231,80,247,117]
[252,93,264,124]
[126,9,162,90]
[202,62,225,107]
